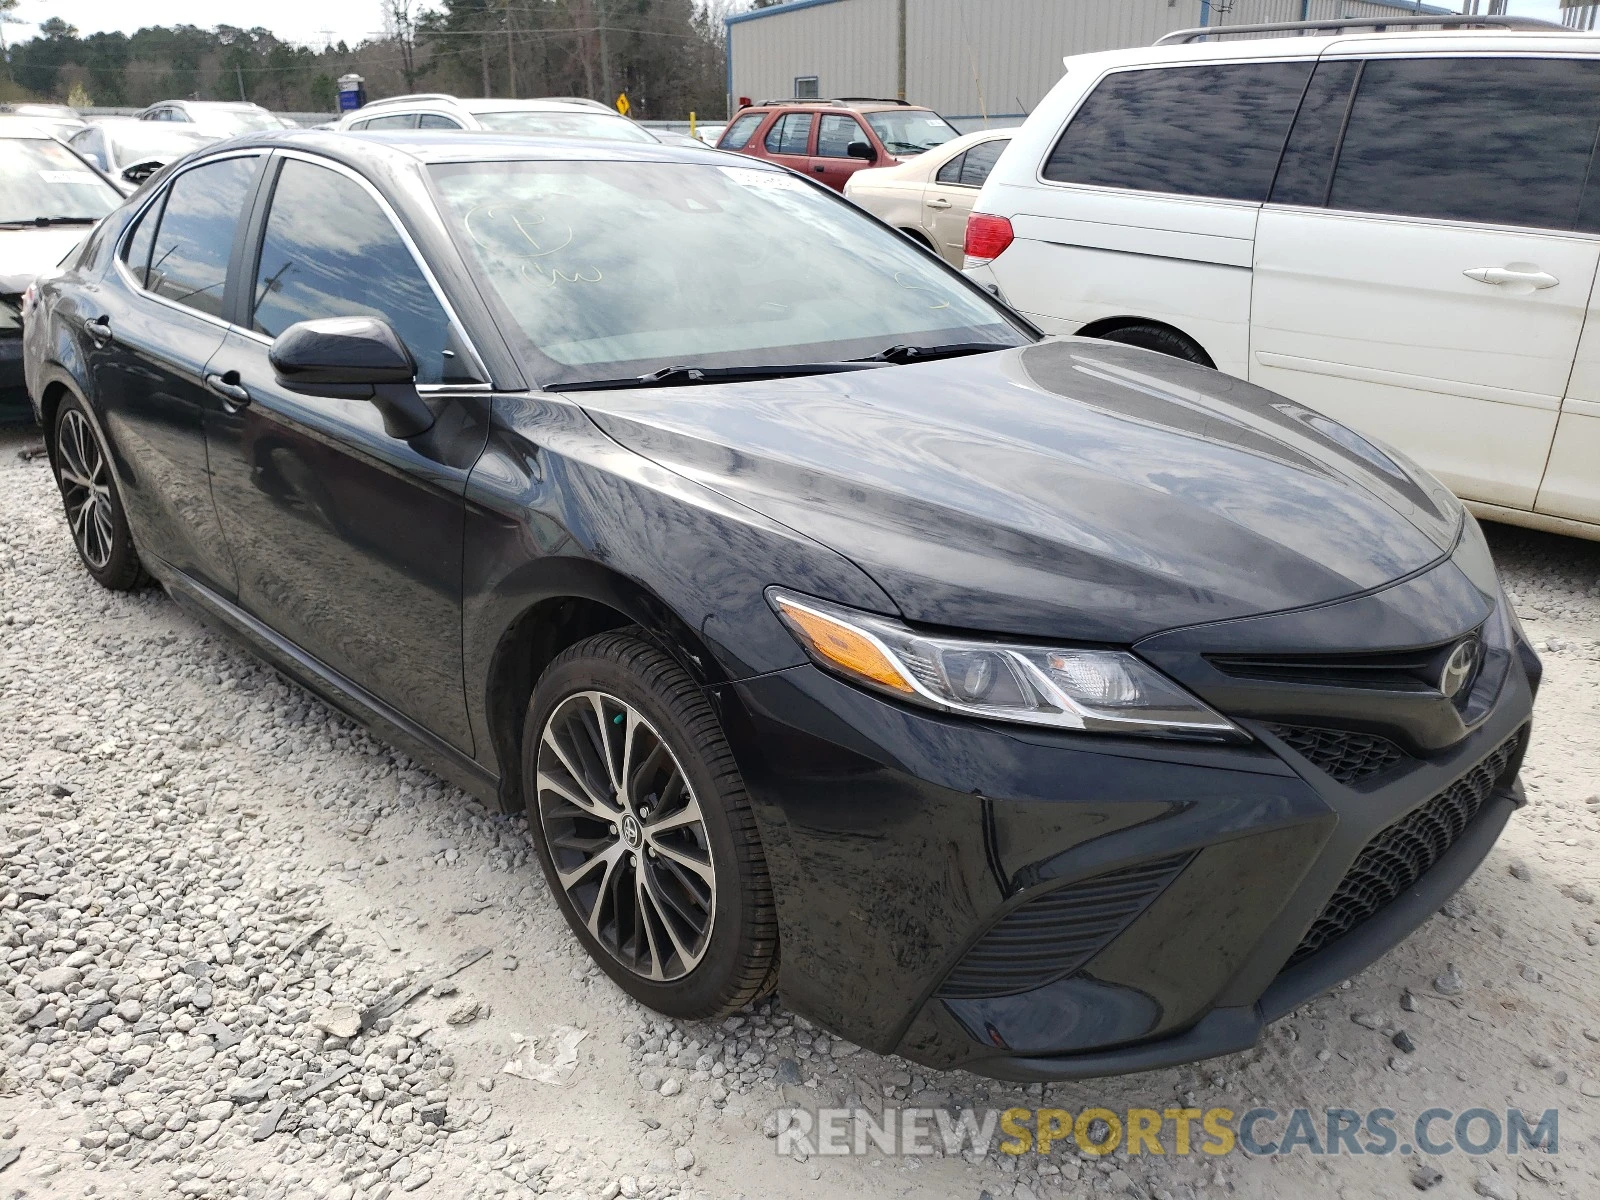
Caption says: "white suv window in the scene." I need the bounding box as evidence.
[1325,57,1600,232]
[1042,62,1312,202]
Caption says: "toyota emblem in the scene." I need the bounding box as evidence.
[1439,637,1481,699]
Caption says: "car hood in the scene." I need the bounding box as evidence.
[0,226,88,294]
[576,339,1462,643]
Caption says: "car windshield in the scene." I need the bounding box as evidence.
[0,137,121,223]
[474,111,658,143]
[429,158,1028,386]
[193,109,284,135]
[109,125,213,165]
[865,110,958,155]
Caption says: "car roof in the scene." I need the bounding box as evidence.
[0,117,57,139]
[151,100,268,111]
[1065,28,1599,71]
[207,127,764,169]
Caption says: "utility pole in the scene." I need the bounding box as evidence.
[236,61,246,101]
[481,16,491,98]
[503,0,517,97]
[598,0,612,104]
[896,0,907,101]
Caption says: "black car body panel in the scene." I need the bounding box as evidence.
[22,130,1538,1081]
[578,339,1462,642]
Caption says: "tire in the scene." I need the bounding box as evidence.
[51,394,148,591]
[523,630,779,1018]
[1096,323,1213,367]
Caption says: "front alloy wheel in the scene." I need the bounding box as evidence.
[524,630,778,1018]
[537,690,716,981]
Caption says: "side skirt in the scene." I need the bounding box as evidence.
[147,555,502,807]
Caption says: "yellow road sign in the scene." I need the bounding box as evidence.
[615,93,631,116]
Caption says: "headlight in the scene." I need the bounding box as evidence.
[768,589,1243,742]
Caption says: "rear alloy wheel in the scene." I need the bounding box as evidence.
[525,631,778,1018]
[52,398,147,590]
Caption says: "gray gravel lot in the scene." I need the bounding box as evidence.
[1,427,1597,1200]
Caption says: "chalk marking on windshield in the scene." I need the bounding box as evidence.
[463,202,602,288]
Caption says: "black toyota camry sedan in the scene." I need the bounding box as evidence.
[23,131,1538,1080]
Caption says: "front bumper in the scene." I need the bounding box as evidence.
[714,557,1536,1080]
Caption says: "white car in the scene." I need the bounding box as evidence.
[1,123,123,421]
[137,101,288,136]
[844,128,1012,266]
[966,16,1600,539]
[335,95,658,144]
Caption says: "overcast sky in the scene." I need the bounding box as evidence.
[0,0,1577,49]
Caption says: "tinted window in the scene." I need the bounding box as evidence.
[360,113,419,130]
[816,113,866,158]
[121,198,161,287]
[718,113,764,150]
[1044,62,1313,201]
[935,152,965,185]
[251,159,458,384]
[1327,57,1600,230]
[1270,60,1360,208]
[765,113,814,156]
[147,156,259,317]
[418,113,461,129]
[959,138,1008,188]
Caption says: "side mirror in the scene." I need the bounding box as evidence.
[121,160,164,184]
[846,141,877,161]
[269,316,434,439]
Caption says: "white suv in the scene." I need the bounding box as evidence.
[966,18,1600,539]
[335,94,658,144]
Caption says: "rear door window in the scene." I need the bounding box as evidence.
[959,138,1009,188]
[764,113,814,157]
[1043,61,1314,201]
[936,152,966,184]
[145,156,260,318]
[417,114,462,129]
[718,113,764,150]
[1325,57,1600,231]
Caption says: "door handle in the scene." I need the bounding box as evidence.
[85,315,111,346]
[927,197,953,210]
[813,165,826,174]
[1463,266,1559,289]
[205,372,250,406]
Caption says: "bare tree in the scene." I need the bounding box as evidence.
[384,0,421,91]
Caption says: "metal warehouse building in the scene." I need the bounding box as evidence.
[726,0,1451,126]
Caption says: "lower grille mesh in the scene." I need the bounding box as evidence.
[937,853,1191,1000]
[1268,725,1406,786]
[1287,727,1526,968]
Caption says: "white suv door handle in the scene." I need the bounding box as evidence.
[927,197,952,210]
[1464,266,1559,289]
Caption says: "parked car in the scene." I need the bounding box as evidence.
[692,123,725,147]
[69,119,217,192]
[967,17,1600,539]
[1,103,87,143]
[335,94,658,144]
[1,122,122,422]
[845,128,1012,264]
[24,130,1537,1081]
[717,98,958,191]
[137,100,289,136]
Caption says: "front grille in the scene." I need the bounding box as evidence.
[937,853,1191,999]
[1286,727,1526,967]
[1268,725,1406,786]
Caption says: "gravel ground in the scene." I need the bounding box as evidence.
[1,425,1597,1200]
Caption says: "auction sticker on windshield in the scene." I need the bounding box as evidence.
[718,165,806,191]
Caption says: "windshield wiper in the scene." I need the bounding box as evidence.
[0,216,102,228]
[854,342,1010,365]
[552,361,889,392]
